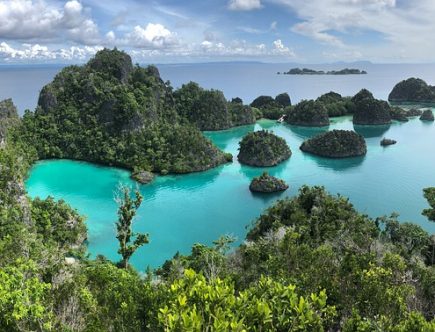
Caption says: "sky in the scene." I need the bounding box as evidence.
[0,0,434,64]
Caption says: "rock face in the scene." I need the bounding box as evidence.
[286,100,329,127]
[131,170,154,184]
[420,109,434,121]
[238,130,291,167]
[352,89,391,125]
[275,93,291,108]
[300,130,367,158]
[380,138,397,146]
[388,78,435,103]
[407,108,423,117]
[0,99,19,148]
[390,107,409,122]
[249,172,289,193]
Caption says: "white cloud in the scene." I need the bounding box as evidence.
[0,0,101,44]
[228,0,262,11]
[124,23,178,48]
[272,39,295,56]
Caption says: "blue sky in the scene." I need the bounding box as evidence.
[0,0,434,63]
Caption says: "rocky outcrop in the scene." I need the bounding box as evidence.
[300,130,367,158]
[174,82,255,130]
[388,78,435,103]
[286,100,329,127]
[380,138,397,146]
[390,107,409,122]
[249,172,288,193]
[238,130,291,167]
[0,99,19,148]
[420,109,434,121]
[352,89,391,125]
[229,103,256,127]
[275,93,291,108]
[87,48,134,84]
[407,108,423,117]
[131,170,155,184]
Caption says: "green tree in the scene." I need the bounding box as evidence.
[115,184,149,269]
[423,187,435,221]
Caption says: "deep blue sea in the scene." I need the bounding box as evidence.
[1,62,434,270]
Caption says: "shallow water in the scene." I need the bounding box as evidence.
[25,115,435,271]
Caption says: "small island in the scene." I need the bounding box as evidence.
[286,100,329,127]
[316,91,355,117]
[238,130,291,167]
[420,109,434,121]
[390,107,409,122]
[250,93,291,120]
[388,77,435,103]
[380,138,397,146]
[131,170,155,184]
[280,68,367,75]
[300,130,367,158]
[352,89,391,125]
[249,172,289,193]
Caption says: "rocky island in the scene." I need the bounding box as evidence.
[389,78,435,103]
[286,100,330,126]
[281,68,367,75]
[390,107,409,122]
[250,93,291,120]
[316,92,354,117]
[300,130,367,158]
[352,89,391,125]
[174,82,255,130]
[380,138,397,146]
[420,109,434,121]
[238,130,291,167]
[18,49,230,178]
[249,172,289,193]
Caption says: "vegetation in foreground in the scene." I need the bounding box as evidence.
[1,106,435,330]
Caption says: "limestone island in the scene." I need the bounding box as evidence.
[0,98,19,148]
[390,107,409,122]
[380,138,397,146]
[18,48,232,181]
[389,78,435,103]
[250,93,291,120]
[238,130,291,167]
[352,89,391,125]
[174,82,255,131]
[300,130,367,158]
[420,109,434,121]
[249,172,289,193]
[286,100,330,127]
[281,68,367,75]
[316,92,354,117]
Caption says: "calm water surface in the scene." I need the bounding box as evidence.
[26,115,435,270]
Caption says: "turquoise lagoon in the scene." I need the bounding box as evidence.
[26,115,435,270]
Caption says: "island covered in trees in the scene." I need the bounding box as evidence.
[278,68,367,75]
[238,130,291,166]
[300,130,367,158]
[249,172,289,193]
[0,49,434,331]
